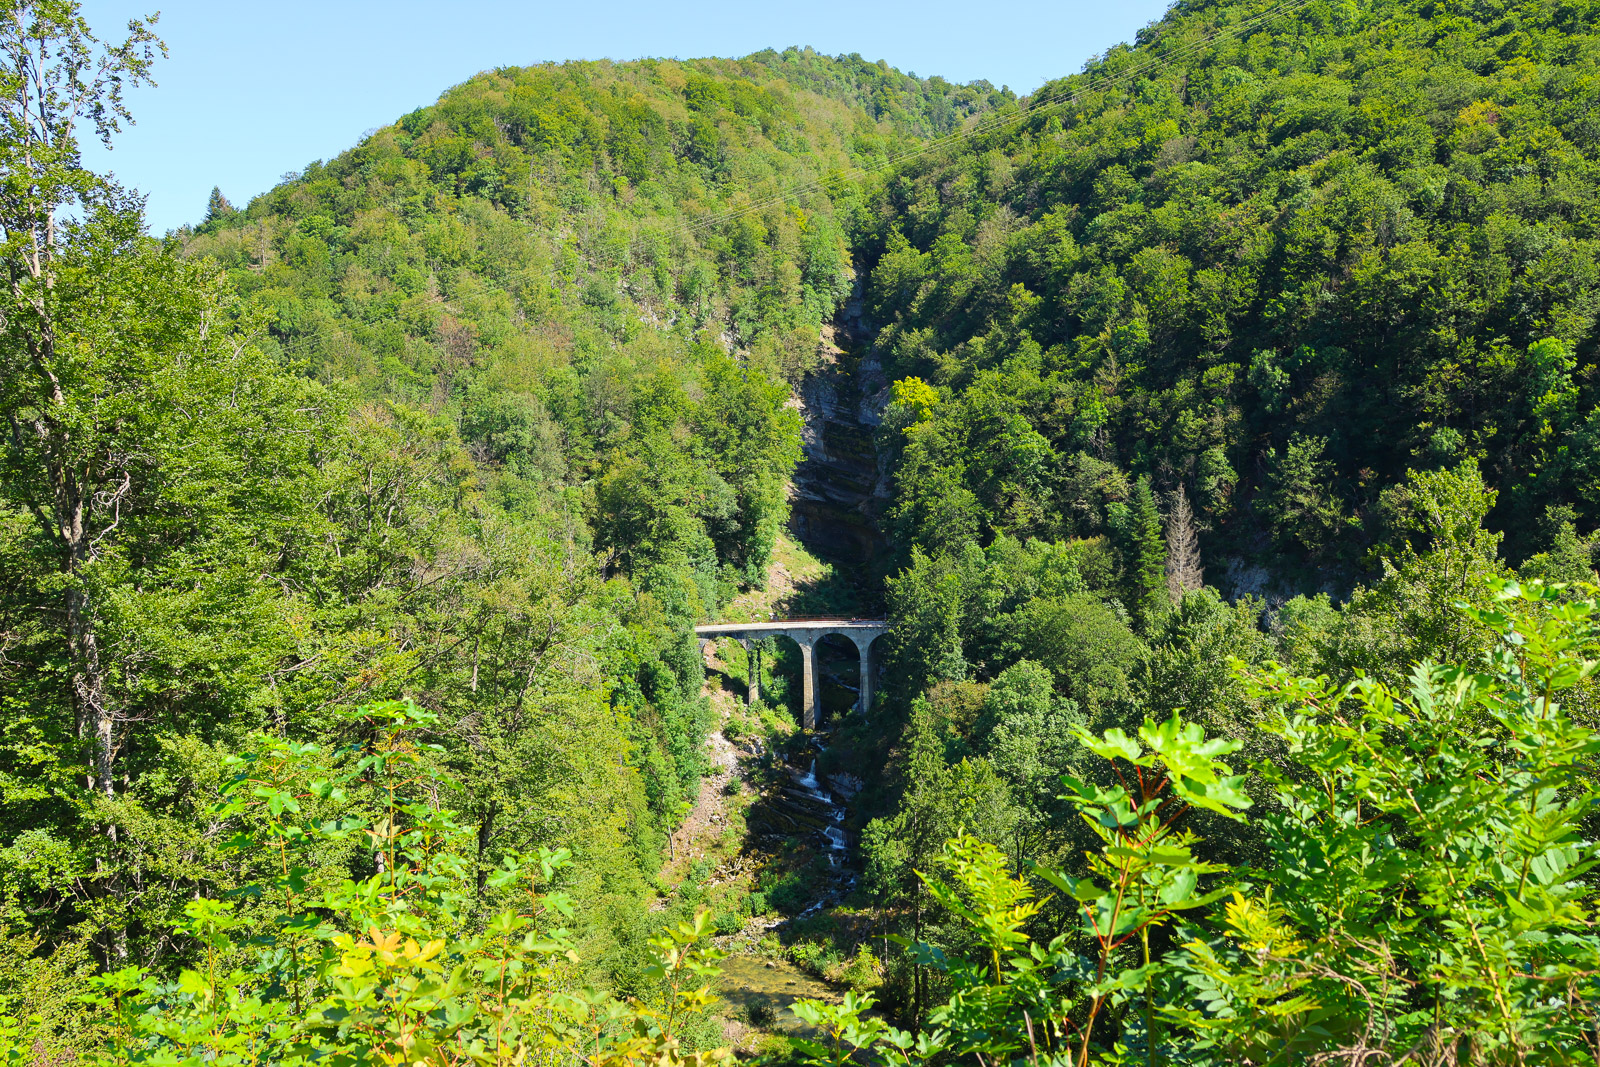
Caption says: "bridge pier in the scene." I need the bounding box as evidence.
[857,636,875,716]
[799,637,818,730]
[693,618,888,733]
[742,639,760,706]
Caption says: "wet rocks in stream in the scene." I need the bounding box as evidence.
[745,739,858,915]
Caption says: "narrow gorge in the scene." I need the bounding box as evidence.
[691,288,893,1048]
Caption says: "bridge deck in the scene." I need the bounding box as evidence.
[694,617,886,634]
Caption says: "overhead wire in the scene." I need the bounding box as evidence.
[260,0,1319,361]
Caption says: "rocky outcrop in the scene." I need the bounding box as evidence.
[787,286,890,577]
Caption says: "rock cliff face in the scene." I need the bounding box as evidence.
[787,286,891,595]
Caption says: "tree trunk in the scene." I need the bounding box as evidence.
[67,587,113,802]
[17,313,116,805]
[35,352,124,956]
[66,533,123,960]
[475,800,498,900]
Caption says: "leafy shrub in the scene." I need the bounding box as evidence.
[0,700,734,1066]
[751,1032,801,1060]
[788,940,825,971]
[832,945,881,993]
[788,939,841,979]
[756,702,795,735]
[762,872,810,914]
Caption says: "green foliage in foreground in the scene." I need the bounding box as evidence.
[813,580,1600,1064]
[9,579,1597,1065]
[1,700,731,1066]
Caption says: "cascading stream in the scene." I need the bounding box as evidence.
[786,750,855,918]
[739,282,884,924]
[777,285,885,905]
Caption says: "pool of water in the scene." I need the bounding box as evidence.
[717,953,841,1037]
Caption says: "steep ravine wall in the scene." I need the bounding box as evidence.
[786,284,891,600]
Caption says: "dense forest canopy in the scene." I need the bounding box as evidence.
[177,0,1600,594]
[0,21,1013,1050]
[8,0,1600,1062]
[858,0,1600,576]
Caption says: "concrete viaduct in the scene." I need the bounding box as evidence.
[694,618,888,730]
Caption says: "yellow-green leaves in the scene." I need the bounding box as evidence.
[888,376,940,427]
[918,835,1042,976]
[63,702,734,1067]
[1220,891,1304,958]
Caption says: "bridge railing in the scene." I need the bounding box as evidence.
[699,616,887,626]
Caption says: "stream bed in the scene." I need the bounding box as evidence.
[788,747,857,915]
[712,290,886,1049]
[716,954,841,1039]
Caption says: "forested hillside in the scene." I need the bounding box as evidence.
[0,24,1004,1037]
[10,0,1600,1062]
[860,0,1600,577]
[836,0,1600,1061]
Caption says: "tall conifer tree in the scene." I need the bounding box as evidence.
[204,185,233,221]
[1126,476,1168,630]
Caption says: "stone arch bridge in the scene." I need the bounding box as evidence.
[694,618,888,729]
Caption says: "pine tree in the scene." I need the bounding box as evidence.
[205,185,235,222]
[1124,476,1168,630]
[1165,484,1204,601]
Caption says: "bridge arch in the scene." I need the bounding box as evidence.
[812,632,862,726]
[694,618,888,730]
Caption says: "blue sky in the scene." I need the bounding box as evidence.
[79,0,1172,234]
